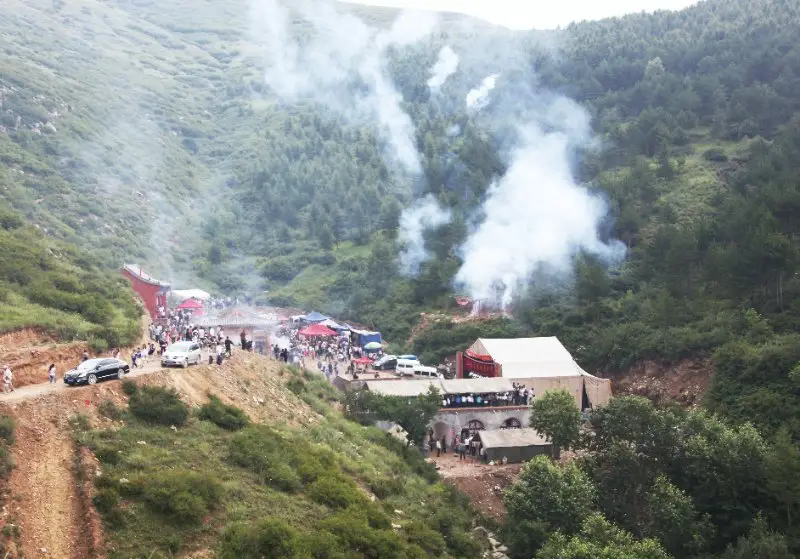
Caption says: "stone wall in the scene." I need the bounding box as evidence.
[429,406,531,447]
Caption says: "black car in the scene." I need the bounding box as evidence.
[372,357,398,371]
[63,358,130,386]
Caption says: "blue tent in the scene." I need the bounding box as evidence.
[360,332,382,345]
[303,311,329,323]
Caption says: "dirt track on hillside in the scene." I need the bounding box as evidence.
[0,353,316,558]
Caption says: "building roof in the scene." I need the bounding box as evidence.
[469,337,596,379]
[364,377,519,397]
[477,428,550,449]
[440,377,516,394]
[121,264,170,288]
[363,380,440,397]
[195,306,276,328]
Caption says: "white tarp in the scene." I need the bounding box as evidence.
[172,289,212,301]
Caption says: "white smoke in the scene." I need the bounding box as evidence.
[398,194,452,275]
[466,73,499,110]
[427,46,459,90]
[250,0,437,173]
[454,106,625,307]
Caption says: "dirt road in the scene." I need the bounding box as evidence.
[0,357,186,404]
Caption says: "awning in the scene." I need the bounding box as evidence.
[298,323,338,337]
[303,311,329,323]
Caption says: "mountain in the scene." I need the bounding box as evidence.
[2,0,800,428]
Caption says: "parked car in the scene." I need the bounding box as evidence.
[64,358,129,386]
[396,358,420,377]
[373,355,398,370]
[161,341,203,368]
[412,365,443,379]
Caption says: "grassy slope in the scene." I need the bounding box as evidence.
[82,364,480,558]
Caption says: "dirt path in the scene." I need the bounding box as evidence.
[0,357,180,404]
[5,398,84,558]
[429,453,522,522]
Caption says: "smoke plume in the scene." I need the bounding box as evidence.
[427,46,459,90]
[454,102,625,307]
[398,194,452,275]
[466,74,499,110]
[250,0,437,173]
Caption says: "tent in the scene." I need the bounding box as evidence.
[178,297,204,310]
[476,428,555,463]
[303,311,329,323]
[298,323,338,337]
[459,337,612,409]
[171,289,211,301]
[352,357,372,365]
[321,318,344,330]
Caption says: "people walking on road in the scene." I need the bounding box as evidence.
[3,365,13,393]
[48,363,56,384]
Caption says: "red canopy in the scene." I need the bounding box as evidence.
[298,323,338,337]
[352,357,372,365]
[177,297,204,309]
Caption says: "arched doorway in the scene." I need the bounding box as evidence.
[501,417,522,429]
[460,419,485,441]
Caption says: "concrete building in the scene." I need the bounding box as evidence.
[476,428,555,463]
[363,377,532,448]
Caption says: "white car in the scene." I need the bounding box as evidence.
[161,341,202,368]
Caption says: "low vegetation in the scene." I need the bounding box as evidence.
[81,378,480,558]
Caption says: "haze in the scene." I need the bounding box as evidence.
[342,0,699,29]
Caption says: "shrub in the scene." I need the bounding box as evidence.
[220,518,302,559]
[93,443,120,465]
[93,487,120,514]
[368,476,404,499]
[317,510,409,559]
[121,379,138,396]
[138,469,221,525]
[228,426,334,491]
[128,385,189,426]
[286,377,305,395]
[198,395,250,430]
[98,400,124,421]
[403,521,447,557]
[307,476,364,509]
[87,336,108,354]
[0,415,14,444]
[0,447,13,478]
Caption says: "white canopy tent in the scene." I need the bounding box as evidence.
[171,288,212,301]
[466,337,612,409]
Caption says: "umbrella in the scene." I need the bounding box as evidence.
[363,341,382,350]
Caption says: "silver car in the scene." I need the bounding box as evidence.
[161,341,202,368]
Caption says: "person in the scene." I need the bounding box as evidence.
[3,365,13,393]
[82,351,89,362]
[224,336,233,357]
[48,363,56,384]
[436,438,441,458]
[441,435,447,454]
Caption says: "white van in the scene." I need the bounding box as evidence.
[395,358,419,377]
[413,365,443,379]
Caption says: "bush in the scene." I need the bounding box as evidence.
[286,377,305,395]
[368,476,404,499]
[403,521,447,557]
[98,400,124,421]
[94,443,120,465]
[307,476,364,509]
[93,487,120,514]
[0,447,13,478]
[128,385,189,426]
[220,518,303,559]
[138,469,221,525]
[228,426,335,491]
[121,379,138,396]
[198,395,250,430]
[0,415,14,444]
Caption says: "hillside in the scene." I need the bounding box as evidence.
[2,0,800,451]
[0,353,485,558]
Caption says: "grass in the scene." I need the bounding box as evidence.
[80,375,480,558]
